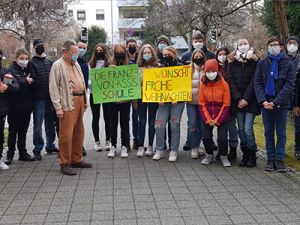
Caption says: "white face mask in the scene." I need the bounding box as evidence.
[287,44,298,54]
[17,60,28,68]
[193,43,204,50]
[206,72,217,81]
[217,55,226,63]
[268,46,281,56]
[238,44,250,54]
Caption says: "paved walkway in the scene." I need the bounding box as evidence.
[0,108,300,225]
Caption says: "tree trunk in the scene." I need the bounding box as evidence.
[274,0,289,41]
[23,16,31,55]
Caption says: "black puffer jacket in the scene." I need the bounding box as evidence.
[0,65,20,115]
[9,61,33,112]
[227,56,260,115]
[27,55,53,100]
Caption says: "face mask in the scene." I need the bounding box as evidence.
[78,48,87,58]
[192,58,204,66]
[17,60,28,68]
[115,52,125,61]
[268,46,281,56]
[164,56,174,65]
[96,52,104,60]
[35,46,45,55]
[158,43,167,52]
[143,54,152,62]
[206,72,217,81]
[193,43,204,50]
[128,46,137,54]
[71,53,78,62]
[287,44,298,54]
[218,55,227,63]
[238,44,250,54]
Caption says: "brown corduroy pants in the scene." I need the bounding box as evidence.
[59,96,84,166]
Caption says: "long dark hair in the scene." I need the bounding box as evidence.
[111,44,129,66]
[89,43,110,68]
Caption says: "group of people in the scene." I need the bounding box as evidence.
[0,31,299,176]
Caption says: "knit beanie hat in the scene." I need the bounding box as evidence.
[286,36,300,46]
[205,59,219,72]
[157,35,170,46]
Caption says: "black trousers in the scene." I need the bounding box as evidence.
[0,115,6,159]
[90,94,111,142]
[7,111,31,158]
[203,122,228,156]
[110,102,130,148]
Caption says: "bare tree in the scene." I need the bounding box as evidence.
[0,0,75,52]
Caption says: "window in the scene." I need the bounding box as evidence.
[96,9,105,20]
[69,10,73,17]
[123,10,145,19]
[77,10,86,20]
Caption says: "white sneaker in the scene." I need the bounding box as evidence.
[108,147,116,158]
[105,140,112,151]
[121,146,128,158]
[136,146,144,158]
[0,160,9,171]
[201,154,214,165]
[198,147,206,156]
[220,155,231,167]
[145,146,154,157]
[168,151,178,162]
[153,150,164,160]
[94,141,102,152]
[191,148,199,159]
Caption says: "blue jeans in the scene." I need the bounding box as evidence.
[294,115,300,153]
[132,104,139,141]
[187,104,202,149]
[33,99,57,154]
[155,103,184,152]
[236,112,257,150]
[228,114,239,148]
[138,100,158,147]
[261,108,288,160]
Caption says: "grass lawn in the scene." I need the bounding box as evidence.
[253,114,300,171]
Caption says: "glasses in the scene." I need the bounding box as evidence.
[268,43,280,47]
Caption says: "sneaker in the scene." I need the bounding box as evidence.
[105,140,112,151]
[276,160,287,172]
[183,141,190,151]
[168,151,177,162]
[201,154,214,165]
[153,150,164,160]
[265,160,276,172]
[46,147,59,154]
[145,146,154,157]
[19,153,35,162]
[197,147,206,156]
[121,146,128,158]
[220,155,231,167]
[136,146,144,158]
[108,147,116,158]
[94,141,102,152]
[191,148,199,159]
[61,165,77,176]
[0,160,9,170]
[294,151,300,160]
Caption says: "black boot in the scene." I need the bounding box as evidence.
[239,145,248,167]
[246,151,257,167]
[227,146,237,161]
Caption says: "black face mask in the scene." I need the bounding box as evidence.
[128,46,136,54]
[35,46,45,55]
[96,52,104,60]
[115,53,126,62]
[192,58,204,66]
[164,56,174,65]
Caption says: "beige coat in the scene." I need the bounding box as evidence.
[49,58,86,112]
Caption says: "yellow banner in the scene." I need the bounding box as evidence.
[142,65,192,103]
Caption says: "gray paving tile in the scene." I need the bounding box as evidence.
[160,217,185,225]
[0,215,24,224]
[252,213,280,223]
[229,213,256,224]
[21,214,46,224]
[137,218,160,225]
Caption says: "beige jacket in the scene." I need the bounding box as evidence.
[49,58,86,112]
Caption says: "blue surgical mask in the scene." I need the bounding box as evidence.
[78,48,87,58]
[158,43,167,52]
[71,53,78,62]
[143,54,152,61]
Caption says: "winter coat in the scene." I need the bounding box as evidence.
[227,51,260,115]
[9,61,34,112]
[77,57,89,89]
[181,46,215,65]
[254,53,295,109]
[294,61,300,107]
[27,55,53,100]
[198,76,231,126]
[190,66,204,105]
[0,66,20,115]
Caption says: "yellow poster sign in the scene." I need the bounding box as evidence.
[142,65,192,103]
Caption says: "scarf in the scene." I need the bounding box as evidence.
[265,52,283,96]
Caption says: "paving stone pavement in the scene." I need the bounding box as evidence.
[0,107,300,225]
